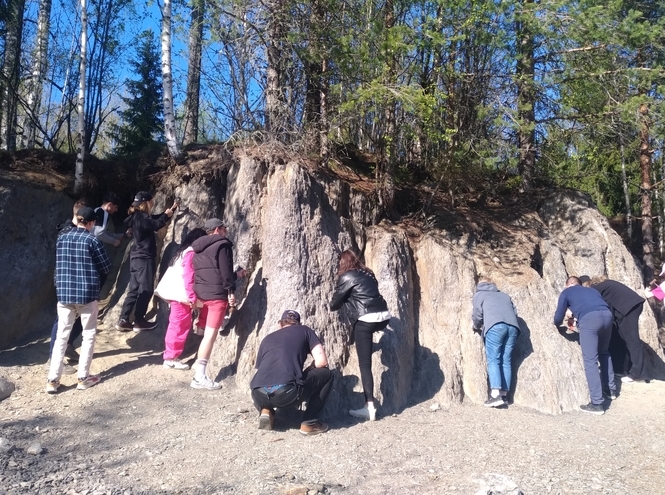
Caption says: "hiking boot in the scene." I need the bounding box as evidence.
[45,380,60,394]
[484,396,505,408]
[580,402,604,415]
[190,376,222,390]
[258,408,275,430]
[349,406,377,421]
[116,319,133,331]
[300,421,329,436]
[77,375,101,390]
[163,359,190,370]
[65,344,80,364]
[133,319,158,332]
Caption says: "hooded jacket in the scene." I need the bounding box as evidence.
[330,269,389,321]
[124,211,170,259]
[472,282,519,337]
[192,234,236,300]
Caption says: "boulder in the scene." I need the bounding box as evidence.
[0,376,15,401]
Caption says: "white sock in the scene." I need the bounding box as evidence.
[366,401,376,411]
[194,359,207,381]
[490,389,501,399]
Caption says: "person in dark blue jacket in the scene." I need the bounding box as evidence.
[554,276,615,415]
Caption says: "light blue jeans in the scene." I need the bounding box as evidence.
[485,323,519,391]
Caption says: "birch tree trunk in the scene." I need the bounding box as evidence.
[21,0,52,149]
[161,0,184,160]
[183,0,204,146]
[265,0,286,139]
[75,0,88,192]
[0,0,26,150]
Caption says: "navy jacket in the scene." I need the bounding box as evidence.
[553,284,609,325]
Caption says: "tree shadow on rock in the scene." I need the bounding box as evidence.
[510,317,534,402]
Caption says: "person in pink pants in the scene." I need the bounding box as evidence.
[155,228,207,370]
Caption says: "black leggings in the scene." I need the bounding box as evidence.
[120,258,155,322]
[354,319,390,402]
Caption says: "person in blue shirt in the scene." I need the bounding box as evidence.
[553,276,615,415]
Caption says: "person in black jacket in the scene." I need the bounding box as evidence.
[116,191,178,332]
[189,218,246,390]
[330,250,391,421]
[587,276,648,383]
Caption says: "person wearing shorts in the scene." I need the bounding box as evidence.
[190,218,246,390]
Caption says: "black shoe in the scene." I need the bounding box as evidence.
[603,389,617,400]
[484,396,505,408]
[116,319,133,331]
[133,319,158,331]
[580,402,604,415]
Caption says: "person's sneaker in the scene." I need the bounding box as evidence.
[64,344,80,364]
[258,408,275,430]
[603,389,618,400]
[116,319,133,331]
[163,359,190,370]
[190,376,222,390]
[349,406,377,421]
[133,319,158,332]
[484,396,505,407]
[299,421,329,436]
[77,375,101,390]
[45,380,60,394]
[580,402,604,415]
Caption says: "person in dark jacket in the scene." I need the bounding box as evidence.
[587,276,648,383]
[472,279,520,407]
[554,276,615,415]
[330,250,391,421]
[190,218,246,390]
[116,191,178,332]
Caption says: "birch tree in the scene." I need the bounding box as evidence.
[160,0,184,160]
[0,0,26,150]
[75,0,88,192]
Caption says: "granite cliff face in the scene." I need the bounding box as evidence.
[8,148,663,416]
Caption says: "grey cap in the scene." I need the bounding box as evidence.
[204,218,226,232]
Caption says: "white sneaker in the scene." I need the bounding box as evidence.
[349,406,377,421]
[163,359,190,370]
[77,375,101,390]
[190,376,222,390]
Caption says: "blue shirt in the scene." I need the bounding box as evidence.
[55,227,111,305]
[553,285,609,325]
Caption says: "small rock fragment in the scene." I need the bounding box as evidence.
[0,437,14,452]
[429,403,440,411]
[27,442,43,455]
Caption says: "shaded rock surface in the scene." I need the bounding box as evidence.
[0,376,16,401]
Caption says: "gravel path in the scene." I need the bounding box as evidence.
[2,324,665,495]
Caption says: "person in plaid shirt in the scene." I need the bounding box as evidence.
[46,207,111,394]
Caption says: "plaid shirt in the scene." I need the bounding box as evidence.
[55,227,112,305]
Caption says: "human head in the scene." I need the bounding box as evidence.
[204,218,227,235]
[566,276,581,288]
[278,309,301,328]
[102,192,120,214]
[337,249,371,276]
[170,228,207,266]
[76,206,96,231]
[72,199,89,220]
[129,191,154,214]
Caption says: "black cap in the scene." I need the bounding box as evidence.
[280,310,301,323]
[131,191,153,206]
[77,206,96,223]
[204,218,226,231]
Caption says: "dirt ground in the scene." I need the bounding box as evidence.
[1,322,665,495]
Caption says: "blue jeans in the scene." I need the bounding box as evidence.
[485,323,519,391]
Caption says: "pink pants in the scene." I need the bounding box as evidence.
[163,302,206,360]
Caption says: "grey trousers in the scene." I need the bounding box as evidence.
[578,310,615,405]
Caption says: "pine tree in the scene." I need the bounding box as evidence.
[112,30,164,156]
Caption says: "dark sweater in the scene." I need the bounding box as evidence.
[124,211,170,259]
[592,279,644,316]
[553,285,610,325]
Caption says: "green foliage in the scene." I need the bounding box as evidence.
[109,30,164,157]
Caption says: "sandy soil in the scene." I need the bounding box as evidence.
[2,323,665,495]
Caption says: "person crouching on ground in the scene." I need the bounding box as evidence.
[155,228,207,370]
[553,276,615,415]
[116,192,179,332]
[472,278,520,407]
[190,218,246,390]
[47,207,111,393]
[330,250,391,422]
[250,310,333,435]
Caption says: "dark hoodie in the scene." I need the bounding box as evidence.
[124,211,170,259]
[472,282,519,337]
[192,234,236,300]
